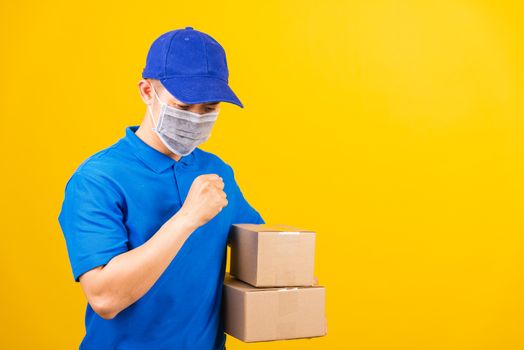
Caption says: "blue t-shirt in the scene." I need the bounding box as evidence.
[58,125,265,350]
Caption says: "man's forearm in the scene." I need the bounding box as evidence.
[90,211,197,319]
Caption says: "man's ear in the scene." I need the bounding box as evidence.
[138,79,155,105]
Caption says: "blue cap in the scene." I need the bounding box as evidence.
[142,26,244,108]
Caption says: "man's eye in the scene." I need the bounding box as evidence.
[176,105,189,109]
[206,107,217,112]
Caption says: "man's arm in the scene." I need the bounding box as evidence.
[78,210,196,320]
[73,174,227,320]
[227,164,265,226]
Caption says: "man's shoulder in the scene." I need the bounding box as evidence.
[76,142,125,175]
[65,140,129,190]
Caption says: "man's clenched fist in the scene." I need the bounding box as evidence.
[177,174,228,229]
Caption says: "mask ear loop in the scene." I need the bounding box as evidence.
[147,82,163,130]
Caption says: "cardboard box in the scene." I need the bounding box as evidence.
[229,224,316,287]
[222,274,327,342]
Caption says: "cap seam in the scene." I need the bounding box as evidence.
[203,36,209,74]
[160,74,228,82]
[164,31,181,77]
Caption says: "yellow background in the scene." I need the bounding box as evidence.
[2,0,524,349]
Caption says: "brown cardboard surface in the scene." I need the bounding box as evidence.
[223,274,327,343]
[229,224,316,287]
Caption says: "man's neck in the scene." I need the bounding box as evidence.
[135,118,182,162]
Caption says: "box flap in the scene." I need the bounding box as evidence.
[225,273,323,293]
[232,223,314,233]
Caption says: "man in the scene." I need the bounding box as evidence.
[58,26,264,350]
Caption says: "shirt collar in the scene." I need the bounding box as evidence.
[123,125,195,173]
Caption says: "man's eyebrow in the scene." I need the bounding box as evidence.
[171,101,220,106]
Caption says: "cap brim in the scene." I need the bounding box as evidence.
[159,76,244,108]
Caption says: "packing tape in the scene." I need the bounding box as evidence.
[276,288,299,339]
[276,321,297,339]
[277,231,300,235]
[275,236,299,286]
[276,270,296,286]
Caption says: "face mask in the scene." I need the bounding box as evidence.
[147,84,219,156]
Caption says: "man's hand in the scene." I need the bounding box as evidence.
[177,174,228,229]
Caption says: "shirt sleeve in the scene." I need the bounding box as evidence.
[58,169,129,282]
[227,165,266,225]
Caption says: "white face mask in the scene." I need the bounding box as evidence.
[147,83,219,156]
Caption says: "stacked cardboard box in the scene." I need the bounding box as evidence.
[223,223,327,343]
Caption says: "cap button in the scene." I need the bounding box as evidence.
[185,26,194,30]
